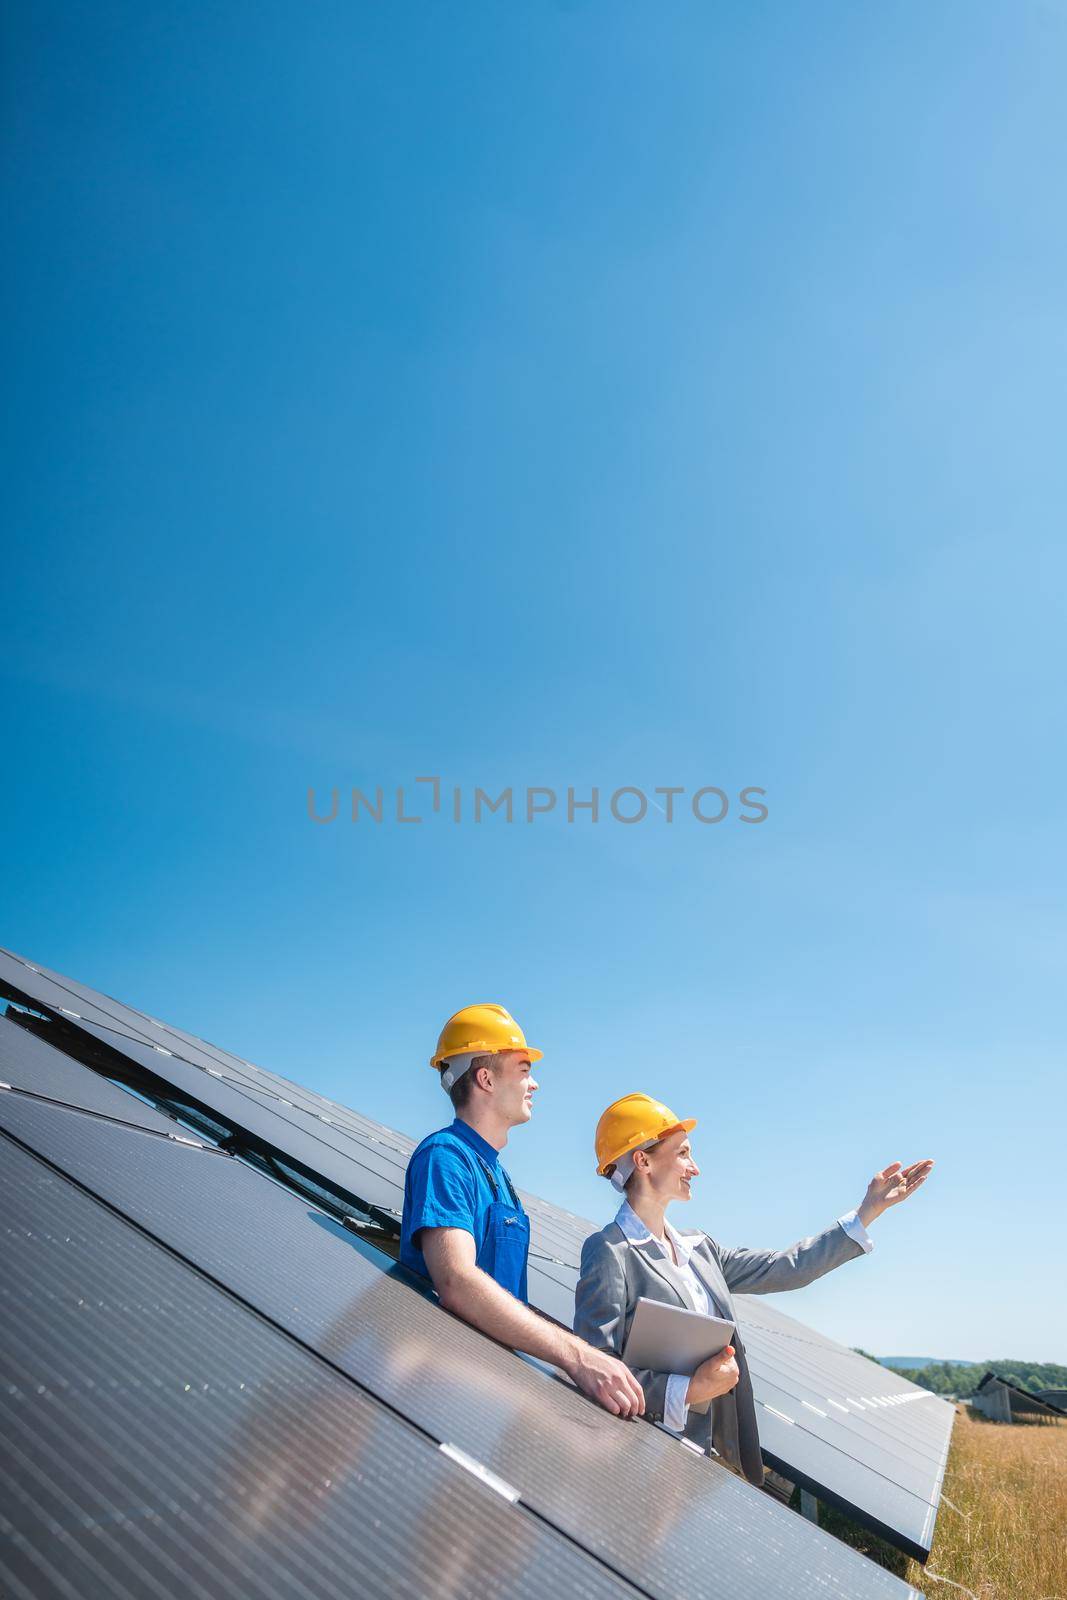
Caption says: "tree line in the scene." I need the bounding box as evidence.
[853,1354,1067,1398]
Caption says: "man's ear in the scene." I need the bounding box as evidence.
[473,1060,494,1095]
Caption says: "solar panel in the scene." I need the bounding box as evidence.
[0,1132,642,1600]
[0,1011,184,1135]
[0,947,401,1144]
[971,1372,1067,1421]
[734,1293,954,1557]
[0,950,410,1199]
[0,1089,920,1600]
[0,945,951,1561]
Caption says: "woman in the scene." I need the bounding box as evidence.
[573,1092,933,1484]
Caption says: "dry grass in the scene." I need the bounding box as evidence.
[904,1408,1067,1600]
[812,1407,1067,1598]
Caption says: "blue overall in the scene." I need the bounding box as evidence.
[400,1118,531,1301]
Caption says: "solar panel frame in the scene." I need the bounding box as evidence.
[0,1090,921,1600]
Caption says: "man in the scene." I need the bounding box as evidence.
[400,1002,645,1417]
[574,1091,935,1482]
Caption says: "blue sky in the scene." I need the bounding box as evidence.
[3,1,1064,1361]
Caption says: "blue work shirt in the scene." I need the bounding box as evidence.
[400,1118,530,1302]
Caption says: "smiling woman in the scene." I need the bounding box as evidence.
[575,1091,933,1483]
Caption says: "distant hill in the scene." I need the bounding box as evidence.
[878,1356,971,1369]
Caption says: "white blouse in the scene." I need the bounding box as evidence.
[613,1199,872,1434]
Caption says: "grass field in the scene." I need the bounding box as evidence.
[907,1408,1067,1600]
[815,1407,1067,1599]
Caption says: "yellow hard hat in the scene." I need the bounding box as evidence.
[595,1092,697,1177]
[430,1003,543,1072]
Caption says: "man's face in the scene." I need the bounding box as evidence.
[489,1050,538,1128]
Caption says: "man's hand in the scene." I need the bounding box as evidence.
[858,1159,934,1227]
[567,1343,646,1418]
[687,1345,740,1406]
[422,1226,644,1418]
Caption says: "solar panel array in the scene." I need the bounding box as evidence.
[0,945,949,1590]
[0,1017,919,1600]
[1,1128,639,1600]
[971,1372,1067,1422]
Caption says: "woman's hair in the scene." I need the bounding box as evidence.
[608,1137,665,1191]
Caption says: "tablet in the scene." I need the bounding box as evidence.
[623,1297,735,1375]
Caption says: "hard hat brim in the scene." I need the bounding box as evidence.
[596,1116,697,1177]
[431,1045,543,1070]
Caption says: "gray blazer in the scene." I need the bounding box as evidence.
[573,1216,864,1484]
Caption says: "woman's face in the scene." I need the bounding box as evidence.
[638,1128,700,1203]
